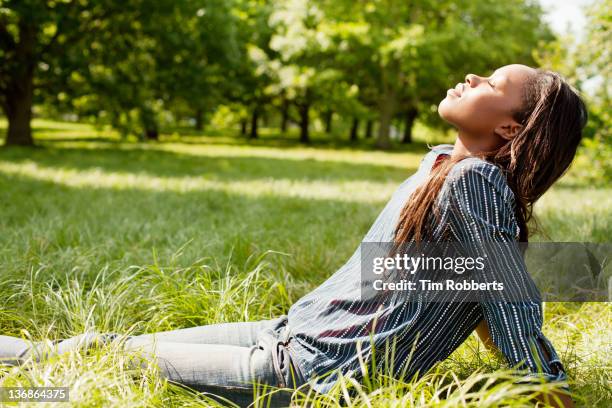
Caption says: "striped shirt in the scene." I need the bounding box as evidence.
[286,144,567,394]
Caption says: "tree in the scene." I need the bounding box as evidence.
[319,0,551,148]
[268,0,338,143]
[66,1,238,140]
[0,0,191,145]
[570,0,609,142]
[223,0,277,140]
[533,0,610,182]
[162,0,241,133]
[0,0,137,145]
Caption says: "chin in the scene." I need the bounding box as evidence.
[437,98,453,122]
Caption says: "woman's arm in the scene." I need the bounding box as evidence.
[441,159,572,406]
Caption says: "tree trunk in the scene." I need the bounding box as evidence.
[4,22,37,146]
[5,85,34,146]
[141,106,159,140]
[250,107,259,139]
[402,108,418,144]
[240,119,247,136]
[280,98,289,133]
[349,118,359,142]
[324,110,333,134]
[145,127,159,140]
[298,102,310,143]
[261,109,269,127]
[365,120,373,138]
[194,108,203,131]
[376,92,396,149]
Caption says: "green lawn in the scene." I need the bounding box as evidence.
[0,120,610,407]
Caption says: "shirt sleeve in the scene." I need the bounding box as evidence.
[439,158,568,386]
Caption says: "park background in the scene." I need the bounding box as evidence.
[0,0,610,406]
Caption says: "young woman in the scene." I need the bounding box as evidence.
[1,64,587,407]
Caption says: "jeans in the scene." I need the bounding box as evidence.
[0,315,306,407]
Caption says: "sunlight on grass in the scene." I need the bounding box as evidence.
[0,118,119,141]
[154,142,426,168]
[534,186,612,242]
[0,160,398,204]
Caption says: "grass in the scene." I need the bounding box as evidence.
[0,119,610,407]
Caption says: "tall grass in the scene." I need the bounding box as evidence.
[0,121,610,407]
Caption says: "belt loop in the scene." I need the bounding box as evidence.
[271,342,287,388]
[279,324,291,345]
[274,323,294,388]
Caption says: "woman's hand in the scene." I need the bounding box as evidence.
[536,391,575,408]
[474,320,574,408]
[475,319,495,351]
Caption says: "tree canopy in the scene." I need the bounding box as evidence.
[1,0,602,147]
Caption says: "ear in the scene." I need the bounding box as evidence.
[494,120,523,141]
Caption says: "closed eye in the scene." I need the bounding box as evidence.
[488,80,495,88]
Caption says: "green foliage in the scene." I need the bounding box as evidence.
[307,0,552,146]
[534,0,610,160]
[2,0,577,147]
[569,134,612,186]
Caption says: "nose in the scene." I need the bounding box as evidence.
[465,73,481,87]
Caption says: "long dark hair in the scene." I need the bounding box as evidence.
[394,69,588,243]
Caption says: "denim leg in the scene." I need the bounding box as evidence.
[1,320,300,407]
[0,332,116,365]
[123,331,293,407]
[123,339,274,387]
[1,317,299,406]
[0,335,34,365]
[131,316,287,347]
[0,316,287,365]
[0,332,290,407]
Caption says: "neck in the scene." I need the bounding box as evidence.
[452,132,499,158]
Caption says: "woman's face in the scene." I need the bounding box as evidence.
[438,64,536,141]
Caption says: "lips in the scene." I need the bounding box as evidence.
[454,83,464,97]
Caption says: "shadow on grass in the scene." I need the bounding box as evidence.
[1,120,438,154]
[171,134,434,153]
[0,144,418,183]
[35,134,433,153]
